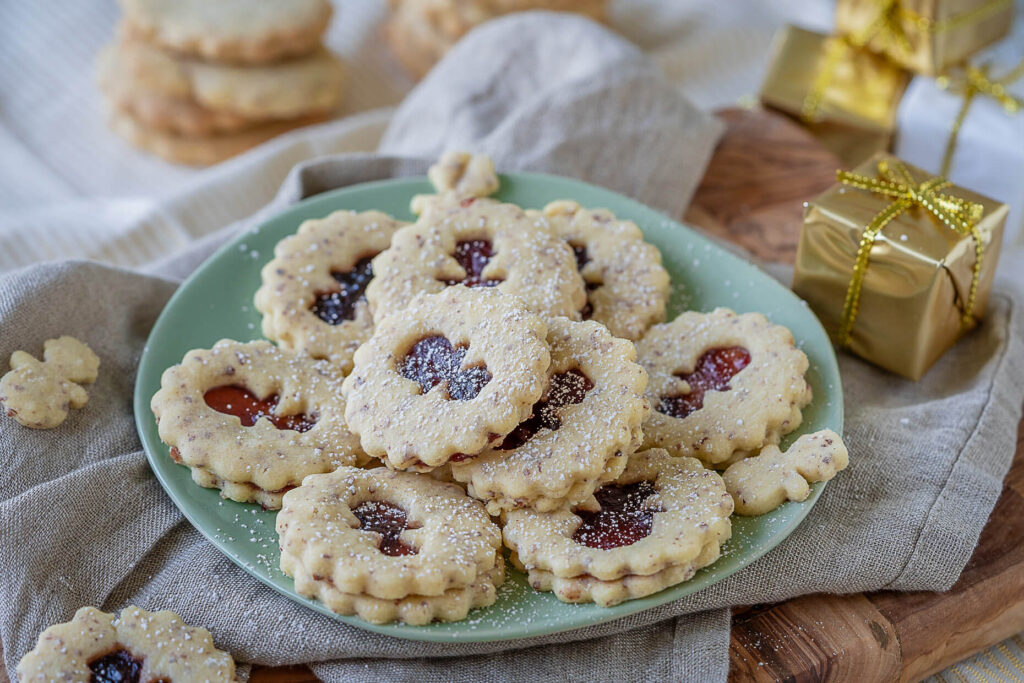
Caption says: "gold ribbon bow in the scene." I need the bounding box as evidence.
[936,59,1024,176]
[835,160,985,347]
[850,0,1012,53]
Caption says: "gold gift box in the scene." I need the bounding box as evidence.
[760,26,910,167]
[792,153,1006,380]
[836,0,1013,76]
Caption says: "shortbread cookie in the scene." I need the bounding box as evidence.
[343,286,551,470]
[367,195,586,320]
[120,0,332,64]
[427,151,500,200]
[0,336,99,429]
[98,40,345,133]
[278,467,503,603]
[255,210,408,373]
[536,200,670,340]
[109,110,325,165]
[450,317,648,514]
[17,605,238,682]
[515,538,721,607]
[151,339,363,509]
[638,308,812,467]
[503,449,733,582]
[724,429,849,516]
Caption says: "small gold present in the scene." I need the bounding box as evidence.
[792,153,1007,380]
[836,0,1013,75]
[760,26,910,166]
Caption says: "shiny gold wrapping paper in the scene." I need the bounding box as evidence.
[835,0,1012,75]
[760,26,909,166]
[792,153,1006,380]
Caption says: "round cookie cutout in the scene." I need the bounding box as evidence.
[17,605,238,682]
[255,210,408,373]
[536,200,670,341]
[120,0,332,64]
[503,449,733,582]
[277,466,503,604]
[151,339,364,509]
[637,308,813,468]
[366,195,586,322]
[450,317,649,515]
[343,286,551,470]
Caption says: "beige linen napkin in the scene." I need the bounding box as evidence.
[2,13,1023,683]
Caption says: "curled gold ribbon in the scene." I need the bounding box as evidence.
[850,0,1012,54]
[835,160,985,347]
[936,59,1024,176]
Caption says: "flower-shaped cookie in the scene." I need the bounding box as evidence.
[503,449,732,606]
[0,336,100,429]
[367,194,585,321]
[255,209,407,373]
[17,605,238,682]
[278,466,504,624]
[151,339,363,509]
[638,308,813,467]
[343,286,551,470]
[724,429,849,515]
[535,200,670,341]
[450,317,649,514]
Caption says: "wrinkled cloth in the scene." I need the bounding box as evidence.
[2,12,1024,683]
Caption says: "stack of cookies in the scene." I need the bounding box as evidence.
[150,152,850,624]
[384,0,609,79]
[97,0,345,165]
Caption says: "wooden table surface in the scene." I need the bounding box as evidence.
[4,109,1022,683]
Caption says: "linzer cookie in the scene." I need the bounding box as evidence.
[535,200,670,340]
[343,286,551,471]
[503,449,733,606]
[120,0,332,64]
[724,429,848,515]
[367,194,586,321]
[97,40,345,136]
[255,210,407,373]
[277,466,504,624]
[151,339,363,509]
[450,317,648,514]
[638,308,812,468]
[17,605,238,682]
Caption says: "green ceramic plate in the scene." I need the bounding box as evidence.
[135,172,843,643]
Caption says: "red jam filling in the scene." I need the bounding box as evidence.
[89,648,143,683]
[203,385,316,432]
[399,336,492,401]
[570,243,599,319]
[443,239,503,288]
[311,256,375,325]
[499,369,593,450]
[571,481,660,549]
[657,346,751,419]
[352,501,418,556]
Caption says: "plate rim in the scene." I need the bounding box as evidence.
[134,171,844,643]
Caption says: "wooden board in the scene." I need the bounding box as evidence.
[3,109,1022,683]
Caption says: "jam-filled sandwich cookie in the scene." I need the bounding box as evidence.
[638,308,812,468]
[344,286,550,471]
[450,318,648,515]
[534,200,670,341]
[503,449,733,607]
[277,466,504,624]
[724,429,849,516]
[120,0,332,64]
[17,605,238,682]
[255,210,407,373]
[367,189,586,321]
[151,339,363,509]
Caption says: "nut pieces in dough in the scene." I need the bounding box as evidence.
[0,336,99,429]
